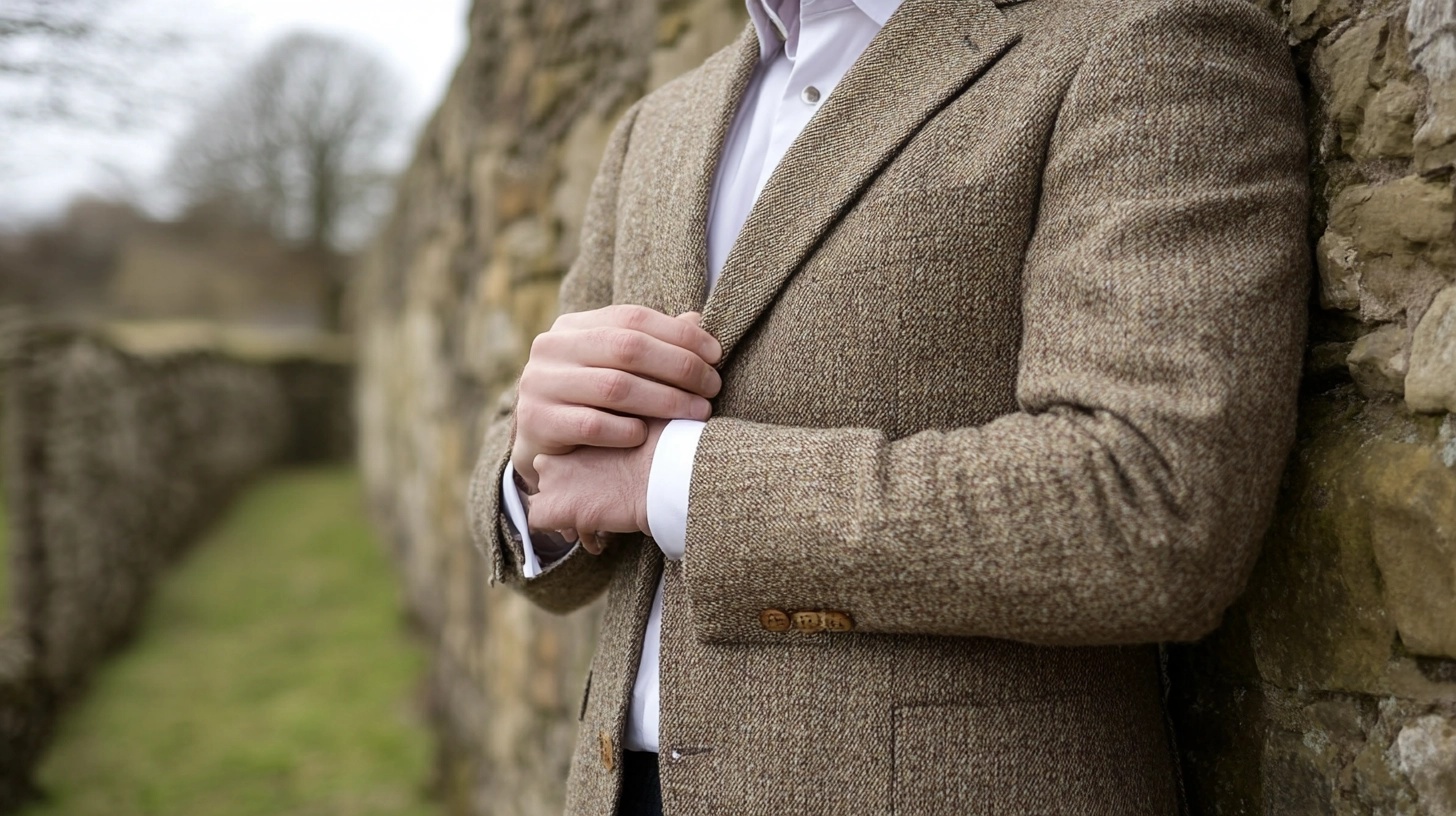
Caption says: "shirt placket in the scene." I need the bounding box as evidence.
[754,2,850,199]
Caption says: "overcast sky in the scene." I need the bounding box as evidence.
[0,0,471,226]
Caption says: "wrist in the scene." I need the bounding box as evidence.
[635,422,668,535]
[510,450,539,494]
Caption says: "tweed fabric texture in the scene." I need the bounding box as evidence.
[466,0,1310,812]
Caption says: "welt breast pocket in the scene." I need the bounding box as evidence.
[891,696,1174,816]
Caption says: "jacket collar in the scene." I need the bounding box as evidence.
[747,0,905,60]
[687,0,1024,362]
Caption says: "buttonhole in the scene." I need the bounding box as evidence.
[668,745,713,761]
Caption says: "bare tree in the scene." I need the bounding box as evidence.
[0,0,190,128]
[166,31,407,254]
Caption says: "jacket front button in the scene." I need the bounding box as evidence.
[792,611,825,633]
[822,611,855,632]
[760,608,792,632]
[599,731,614,771]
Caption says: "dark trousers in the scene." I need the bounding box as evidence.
[616,750,663,816]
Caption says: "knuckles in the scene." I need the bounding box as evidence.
[592,370,633,406]
[572,410,604,442]
[610,304,651,332]
[604,328,645,366]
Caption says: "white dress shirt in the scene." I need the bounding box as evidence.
[505,0,902,753]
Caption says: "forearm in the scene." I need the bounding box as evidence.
[681,403,1283,645]
[466,396,623,613]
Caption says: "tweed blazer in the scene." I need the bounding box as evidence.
[468,0,1309,812]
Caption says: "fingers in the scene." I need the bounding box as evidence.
[532,366,712,422]
[515,404,648,451]
[529,328,721,399]
[515,305,721,468]
[554,304,722,365]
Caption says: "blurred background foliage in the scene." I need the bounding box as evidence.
[0,0,449,330]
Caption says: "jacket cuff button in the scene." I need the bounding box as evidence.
[759,608,792,632]
[792,611,825,633]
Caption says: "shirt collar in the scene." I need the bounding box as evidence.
[745,0,903,60]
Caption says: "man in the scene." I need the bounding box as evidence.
[468,0,1308,812]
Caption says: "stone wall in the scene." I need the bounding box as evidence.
[0,320,354,811]
[1168,1,1456,813]
[354,0,1456,813]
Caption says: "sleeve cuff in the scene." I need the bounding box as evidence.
[645,419,707,561]
[501,464,547,578]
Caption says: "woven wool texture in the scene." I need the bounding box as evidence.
[466,0,1311,812]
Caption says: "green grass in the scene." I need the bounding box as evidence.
[22,466,440,816]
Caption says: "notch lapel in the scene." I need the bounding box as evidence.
[700,0,1022,361]
[649,25,761,318]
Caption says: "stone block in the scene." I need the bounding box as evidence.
[1327,177,1456,322]
[1347,322,1408,396]
[1319,18,1388,156]
[1290,0,1355,41]
[1415,83,1456,174]
[1352,80,1420,159]
[1396,714,1456,815]
[1317,230,1361,311]
[1366,440,1456,659]
[1406,284,1456,414]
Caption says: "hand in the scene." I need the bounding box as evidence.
[511,306,721,492]
[528,420,666,554]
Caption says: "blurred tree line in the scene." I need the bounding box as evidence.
[1,6,408,332]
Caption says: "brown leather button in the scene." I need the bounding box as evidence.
[792,610,825,633]
[760,609,792,632]
[822,611,855,632]
[599,730,614,771]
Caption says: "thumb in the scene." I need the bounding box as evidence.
[677,311,702,326]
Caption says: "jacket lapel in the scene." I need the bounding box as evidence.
[700,0,1023,361]
[650,25,761,318]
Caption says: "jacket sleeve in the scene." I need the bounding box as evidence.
[465,100,645,614]
[680,0,1311,645]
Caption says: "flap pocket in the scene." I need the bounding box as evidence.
[892,697,1173,815]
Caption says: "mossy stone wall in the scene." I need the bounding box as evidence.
[0,321,354,811]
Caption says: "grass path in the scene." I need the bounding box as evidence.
[21,467,439,816]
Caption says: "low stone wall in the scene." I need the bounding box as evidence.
[355,0,1456,813]
[0,319,353,811]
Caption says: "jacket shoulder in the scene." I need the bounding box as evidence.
[1015,0,1286,57]
[633,24,754,123]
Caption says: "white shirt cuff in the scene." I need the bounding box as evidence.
[645,419,707,561]
[501,464,547,578]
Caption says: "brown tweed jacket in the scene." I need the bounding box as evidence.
[468,0,1309,812]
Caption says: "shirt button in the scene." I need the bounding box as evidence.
[800,85,821,105]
